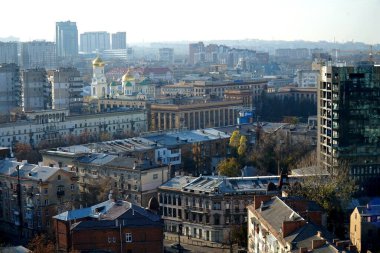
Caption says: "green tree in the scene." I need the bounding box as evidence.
[217,158,241,177]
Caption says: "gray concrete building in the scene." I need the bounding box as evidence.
[0,63,21,115]
[48,67,83,113]
[21,41,56,69]
[0,41,18,64]
[80,32,110,53]
[21,68,51,112]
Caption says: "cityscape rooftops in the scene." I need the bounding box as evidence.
[159,175,298,195]
[44,128,230,157]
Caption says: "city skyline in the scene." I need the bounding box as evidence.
[1,0,379,44]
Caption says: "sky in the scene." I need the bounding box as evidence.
[1,0,379,44]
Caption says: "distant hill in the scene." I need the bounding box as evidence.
[131,39,380,55]
[0,36,19,42]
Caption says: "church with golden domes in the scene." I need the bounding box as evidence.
[90,56,108,98]
[121,67,155,98]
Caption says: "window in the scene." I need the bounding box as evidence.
[44,188,48,195]
[44,199,49,206]
[70,184,75,191]
[125,233,132,242]
[153,173,158,179]
[57,175,61,180]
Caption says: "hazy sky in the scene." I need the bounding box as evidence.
[1,0,379,44]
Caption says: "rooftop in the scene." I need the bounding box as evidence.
[159,175,301,195]
[54,200,162,229]
[0,159,62,182]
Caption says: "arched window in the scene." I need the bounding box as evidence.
[57,175,61,180]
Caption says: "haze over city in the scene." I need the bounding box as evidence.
[1,0,380,44]
[1,0,380,252]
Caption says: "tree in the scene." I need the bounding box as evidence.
[237,135,247,157]
[217,158,241,177]
[229,130,241,148]
[288,163,357,238]
[28,234,55,253]
[80,176,120,206]
[14,143,41,164]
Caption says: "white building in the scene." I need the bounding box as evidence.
[0,109,147,147]
[160,82,194,97]
[90,56,108,98]
[159,48,174,63]
[295,70,319,88]
[80,32,110,53]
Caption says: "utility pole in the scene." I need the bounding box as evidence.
[178,224,183,253]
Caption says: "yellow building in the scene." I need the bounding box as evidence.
[150,98,243,131]
[0,159,79,238]
[350,204,380,252]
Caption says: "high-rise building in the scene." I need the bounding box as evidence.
[111,32,126,49]
[158,48,174,63]
[0,42,18,64]
[189,42,205,65]
[80,31,110,53]
[0,63,21,115]
[21,41,56,69]
[21,68,51,111]
[317,62,380,180]
[55,21,78,57]
[48,67,83,113]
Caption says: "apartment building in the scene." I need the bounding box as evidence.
[0,63,21,115]
[21,68,51,112]
[0,159,79,239]
[54,199,163,253]
[158,175,288,245]
[247,195,340,253]
[48,67,83,113]
[0,109,147,147]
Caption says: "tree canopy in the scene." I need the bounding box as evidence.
[217,158,241,177]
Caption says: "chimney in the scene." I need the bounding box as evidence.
[312,239,326,249]
[254,195,273,210]
[282,220,306,237]
[299,247,308,253]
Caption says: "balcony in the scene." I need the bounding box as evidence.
[57,190,65,197]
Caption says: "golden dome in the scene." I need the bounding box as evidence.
[122,68,135,82]
[92,56,105,67]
